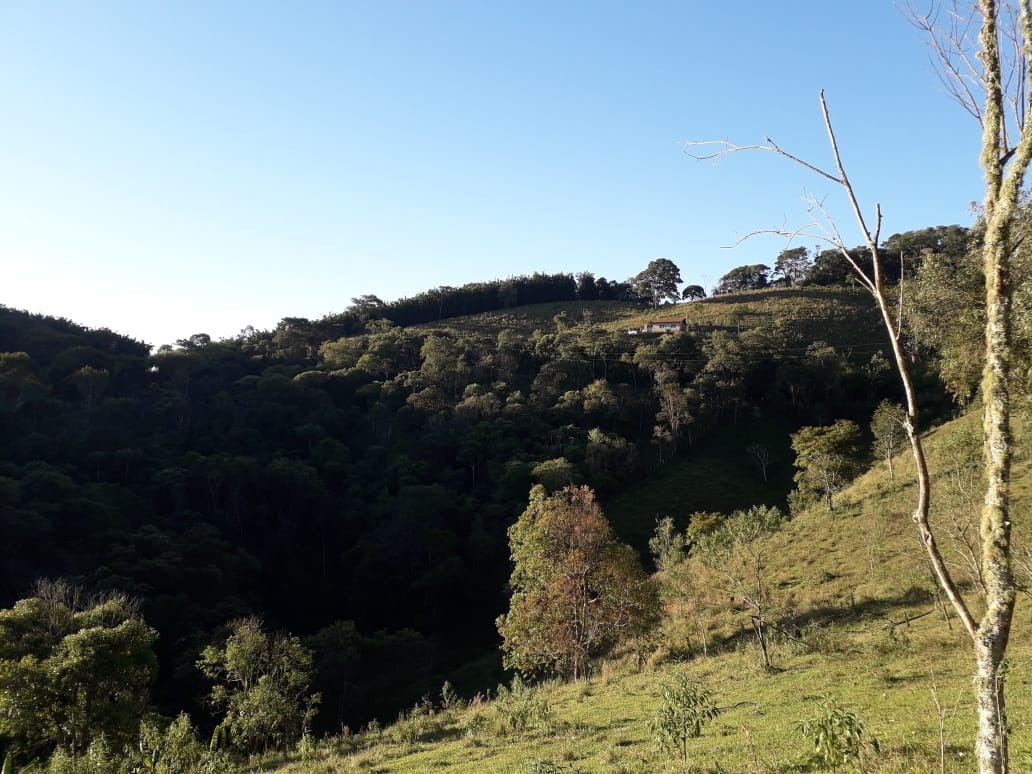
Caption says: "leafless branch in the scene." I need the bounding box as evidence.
[905,0,1031,156]
[905,2,986,125]
[685,87,979,639]
[684,139,841,184]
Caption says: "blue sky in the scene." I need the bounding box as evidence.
[1,1,985,347]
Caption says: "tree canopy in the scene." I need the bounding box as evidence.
[497,485,659,678]
[0,582,158,759]
[633,258,683,308]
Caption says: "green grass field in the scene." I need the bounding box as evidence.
[258,408,1031,773]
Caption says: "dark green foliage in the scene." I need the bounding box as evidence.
[681,284,706,301]
[907,219,1029,404]
[305,620,435,732]
[715,263,770,294]
[773,247,811,286]
[0,277,931,736]
[633,258,683,307]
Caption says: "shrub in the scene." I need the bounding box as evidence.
[799,698,868,770]
[494,676,551,735]
[133,714,206,773]
[295,731,317,763]
[440,680,460,711]
[196,617,320,753]
[647,670,720,767]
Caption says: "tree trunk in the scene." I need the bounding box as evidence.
[975,182,1017,774]
[974,632,1009,773]
[973,4,1022,764]
[751,615,771,670]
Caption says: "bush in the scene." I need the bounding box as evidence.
[133,714,206,773]
[440,680,460,711]
[295,731,317,763]
[494,676,551,735]
[196,617,320,753]
[647,670,720,767]
[799,698,869,770]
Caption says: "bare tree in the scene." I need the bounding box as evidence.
[686,2,1025,768]
[746,443,772,482]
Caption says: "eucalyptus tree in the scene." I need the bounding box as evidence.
[497,485,659,679]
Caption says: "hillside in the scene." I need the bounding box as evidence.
[418,286,884,351]
[0,283,986,770]
[264,409,1032,773]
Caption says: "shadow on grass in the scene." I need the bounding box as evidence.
[696,585,944,663]
[699,287,864,306]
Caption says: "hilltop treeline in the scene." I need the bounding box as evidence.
[287,272,633,344]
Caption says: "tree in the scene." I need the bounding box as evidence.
[648,670,720,768]
[714,263,770,294]
[650,517,710,656]
[347,294,385,318]
[909,220,1031,403]
[496,485,659,679]
[907,6,1028,767]
[575,271,599,300]
[197,617,320,753]
[773,246,811,286]
[633,258,683,308]
[694,505,785,670]
[870,400,906,481]
[0,352,43,412]
[67,365,109,411]
[681,284,707,301]
[0,581,158,760]
[174,332,212,350]
[745,442,772,482]
[649,515,687,572]
[530,457,576,493]
[652,369,698,456]
[689,4,1028,761]
[790,420,863,511]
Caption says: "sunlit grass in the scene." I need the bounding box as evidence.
[267,410,1030,773]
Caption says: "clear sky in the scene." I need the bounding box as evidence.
[1,1,985,348]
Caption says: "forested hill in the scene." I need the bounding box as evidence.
[5,223,1014,756]
[0,282,909,724]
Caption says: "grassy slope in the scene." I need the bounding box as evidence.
[415,286,882,347]
[266,408,1031,773]
[603,413,798,554]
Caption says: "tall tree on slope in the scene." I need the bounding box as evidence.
[687,2,1026,768]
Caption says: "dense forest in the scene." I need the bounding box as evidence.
[1,222,1029,768]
